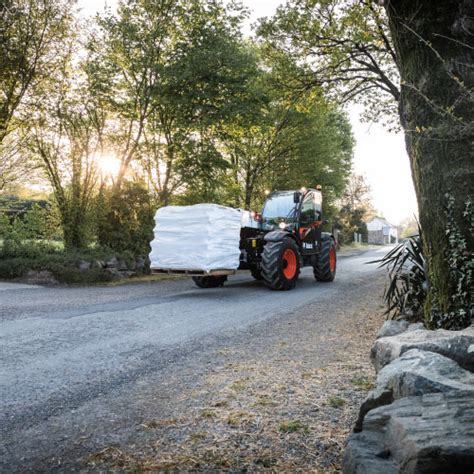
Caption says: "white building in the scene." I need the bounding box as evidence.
[367,217,398,245]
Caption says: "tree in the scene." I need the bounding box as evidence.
[260,0,473,328]
[88,0,255,204]
[0,0,73,189]
[216,48,353,212]
[85,0,263,251]
[335,173,375,243]
[30,39,104,249]
[0,135,37,191]
[384,0,473,328]
[258,0,400,125]
[398,215,418,239]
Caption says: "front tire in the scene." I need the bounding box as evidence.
[261,237,300,290]
[192,275,227,288]
[314,238,336,282]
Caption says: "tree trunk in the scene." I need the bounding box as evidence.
[385,0,473,328]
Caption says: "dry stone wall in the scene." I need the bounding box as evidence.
[343,322,474,473]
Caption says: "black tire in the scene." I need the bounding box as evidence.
[261,237,300,290]
[192,275,227,288]
[250,268,263,280]
[314,238,336,282]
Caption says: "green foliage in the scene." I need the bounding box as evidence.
[258,0,399,126]
[427,196,473,329]
[0,203,63,258]
[335,173,375,244]
[96,180,155,255]
[1,0,359,262]
[89,0,256,205]
[0,1,74,190]
[371,230,427,322]
[0,247,129,283]
[398,216,419,240]
[0,194,46,217]
[0,0,73,142]
[217,53,354,213]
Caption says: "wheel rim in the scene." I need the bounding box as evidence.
[329,246,336,273]
[282,248,297,279]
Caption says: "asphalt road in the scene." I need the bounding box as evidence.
[0,247,387,472]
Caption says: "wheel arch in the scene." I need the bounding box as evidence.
[321,231,336,242]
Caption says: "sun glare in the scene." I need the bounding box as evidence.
[97,154,121,179]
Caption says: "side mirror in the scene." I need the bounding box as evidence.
[293,192,300,203]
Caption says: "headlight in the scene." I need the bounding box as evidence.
[279,222,287,229]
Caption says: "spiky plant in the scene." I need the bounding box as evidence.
[370,229,427,321]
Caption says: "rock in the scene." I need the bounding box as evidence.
[371,327,474,373]
[117,259,128,271]
[376,320,410,339]
[77,260,91,271]
[121,271,135,278]
[22,270,58,286]
[343,392,474,474]
[406,322,425,332]
[135,257,145,270]
[355,349,474,431]
[105,257,118,269]
[105,268,121,278]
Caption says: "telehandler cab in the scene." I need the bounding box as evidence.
[192,188,337,290]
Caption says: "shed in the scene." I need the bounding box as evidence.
[367,217,398,245]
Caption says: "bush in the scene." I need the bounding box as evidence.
[96,181,155,255]
[370,230,427,322]
[0,247,139,284]
[0,202,63,258]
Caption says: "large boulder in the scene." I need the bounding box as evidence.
[376,320,410,339]
[371,327,474,373]
[355,349,474,431]
[343,392,474,474]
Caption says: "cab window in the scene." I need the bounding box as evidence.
[314,192,322,221]
[300,193,315,224]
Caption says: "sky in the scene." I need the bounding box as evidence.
[79,0,418,224]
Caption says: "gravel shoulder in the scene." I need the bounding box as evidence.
[87,269,385,472]
[1,249,387,472]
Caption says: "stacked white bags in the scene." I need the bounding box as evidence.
[149,204,242,272]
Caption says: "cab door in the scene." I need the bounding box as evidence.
[299,192,317,254]
[313,190,323,245]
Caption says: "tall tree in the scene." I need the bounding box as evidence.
[88,0,255,203]
[258,0,400,125]
[260,0,473,328]
[217,49,353,212]
[335,173,375,243]
[0,0,73,189]
[384,0,473,328]
[31,39,105,249]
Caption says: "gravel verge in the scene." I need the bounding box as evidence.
[85,273,385,472]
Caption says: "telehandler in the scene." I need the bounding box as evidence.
[192,188,337,290]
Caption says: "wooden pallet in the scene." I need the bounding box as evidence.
[151,268,237,277]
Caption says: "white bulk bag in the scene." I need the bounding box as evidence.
[149,204,242,272]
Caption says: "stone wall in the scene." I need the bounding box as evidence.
[343,321,474,473]
[18,256,150,285]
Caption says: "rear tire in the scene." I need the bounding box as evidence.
[314,238,336,282]
[261,237,300,290]
[192,275,227,288]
